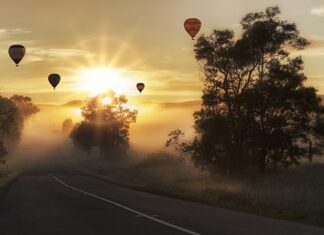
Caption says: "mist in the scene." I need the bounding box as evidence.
[5,100,199,169]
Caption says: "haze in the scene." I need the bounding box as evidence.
[0,0,322,152]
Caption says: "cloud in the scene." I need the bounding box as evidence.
[310,6,324,16]
[293,48,324,57]
[0,28,31,34]
[0,28,92,62]
[25,47,93,62]
[0,28,32,40]
[290,37,324,57]
[31,48,92,58]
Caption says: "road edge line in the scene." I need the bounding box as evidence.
[51,174,201,235]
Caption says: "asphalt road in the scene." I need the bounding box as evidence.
[0,161,324,235]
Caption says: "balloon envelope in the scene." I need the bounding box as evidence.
[136,83,145,93]
[8,45,26,66]
[48,74,61,89]
[184,18,201,40]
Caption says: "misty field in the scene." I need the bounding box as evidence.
[75,152,324,227]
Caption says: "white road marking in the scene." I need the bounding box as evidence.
[51,175,201,235]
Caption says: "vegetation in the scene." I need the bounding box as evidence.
[76,151,324,227]
[168,6,324,173]
[70,91,138,159]
[0,95,39,165]
[73,6,324,227]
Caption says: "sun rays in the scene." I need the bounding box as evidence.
[75,67,132,96]
[59,35,150,97]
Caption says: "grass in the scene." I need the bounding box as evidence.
[75,152,324,227]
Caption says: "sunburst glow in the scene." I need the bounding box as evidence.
[100,97,112,105]
[76,67,131,96]
[72,108,82,117]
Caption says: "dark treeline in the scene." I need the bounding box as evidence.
[166,6,324,173]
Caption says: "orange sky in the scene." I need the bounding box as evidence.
[0,0,324,104]
[2,0,324,150]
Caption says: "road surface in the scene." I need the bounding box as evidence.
[0,161,324,235]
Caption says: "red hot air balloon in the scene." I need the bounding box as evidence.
[8,45,26,66]
[136,83,145,93]
[184,18,201,40]
[48,74,61,90]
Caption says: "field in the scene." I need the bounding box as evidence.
[75,152,324,227]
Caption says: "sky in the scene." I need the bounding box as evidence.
[1,0,324,103]
[2,0,324,150]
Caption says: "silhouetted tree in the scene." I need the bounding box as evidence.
[10,95,40,119]
[70,91,138,159]
[165,129,185,152]
[0,95,39,157]
[186,6,324,173]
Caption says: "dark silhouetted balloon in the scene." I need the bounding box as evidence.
[8,45,26,66]
[48,74,61,89]
[184,18,201,40]
[136,83,145,93]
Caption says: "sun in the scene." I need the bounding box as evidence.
[100,97,112,105]
[72,108,82,117]
[76,67,131,96]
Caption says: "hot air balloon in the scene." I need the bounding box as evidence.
[8,45,26,66]
[136,83,145,93]
[184,18,201,40]
[48,74,61,90]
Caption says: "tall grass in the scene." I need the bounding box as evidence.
[76,151,324,226]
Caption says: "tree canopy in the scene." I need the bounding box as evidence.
[181,6,324,173]
[70,91,138,159]
[0,95,39,163]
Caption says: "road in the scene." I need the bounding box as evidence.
[0,161,324,235]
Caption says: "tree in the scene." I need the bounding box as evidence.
[70,91,138,159]
[0,95,39,156]
[165,129,185,152]
[10,95,40,119]
[188,6,324,173]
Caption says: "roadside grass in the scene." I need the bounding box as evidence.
[75,152,324,227]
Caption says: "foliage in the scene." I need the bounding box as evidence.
[0,95,39,162]
[185,6,324,172]
[164,129,186,152]
[10,95,40,119]
[70,91,138,159]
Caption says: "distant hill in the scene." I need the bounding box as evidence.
[62,100,84,107]
[158,100,201,108]
[48,96,324,109]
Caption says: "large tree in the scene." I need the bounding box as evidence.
[70,91,137,159]
[188,6,324,172]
